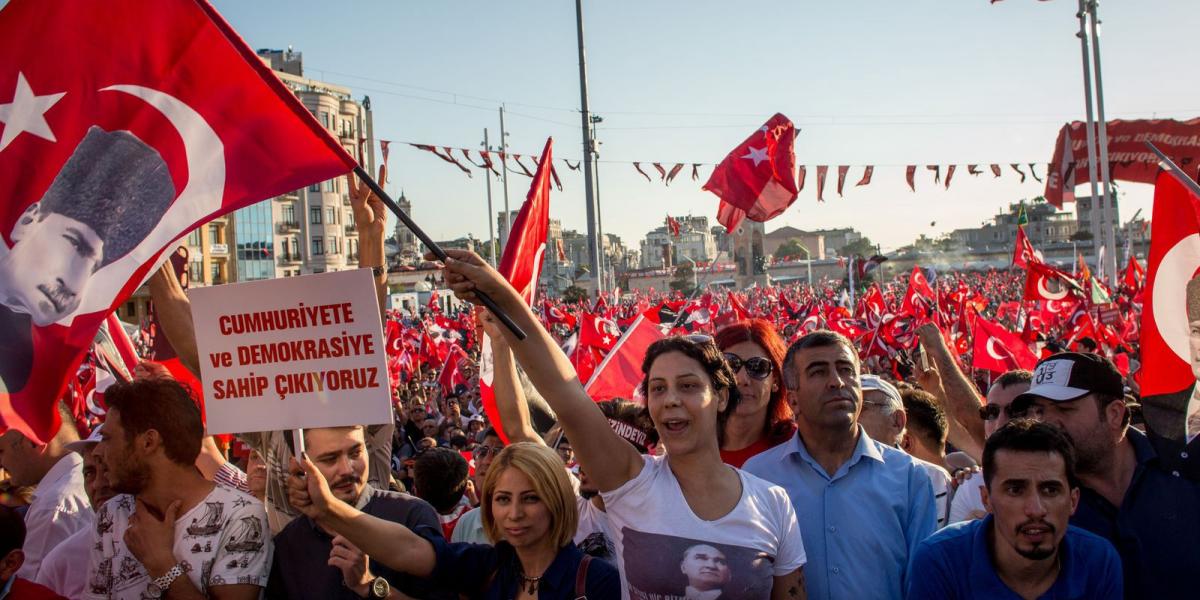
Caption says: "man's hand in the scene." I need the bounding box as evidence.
[329,534,373,597]
[916,366,944,397]
[347,164,388,252]
[287,454,340,522]
[124,498,182,576]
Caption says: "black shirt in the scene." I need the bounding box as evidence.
[1070,428,1200,599]
[0,304,32,393]
[424,531,620,600]
[266,486,452,599]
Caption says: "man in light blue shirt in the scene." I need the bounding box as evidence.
[744,331,937,600]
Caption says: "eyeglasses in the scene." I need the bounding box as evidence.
[978,404,1024,421]
[474,445,504,458]
[723,353,774,380]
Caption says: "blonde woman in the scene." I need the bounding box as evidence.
[289,442,619,600]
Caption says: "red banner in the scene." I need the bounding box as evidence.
[1045,118,1200,207]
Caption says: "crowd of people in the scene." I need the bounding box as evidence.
[2,175,1197,600]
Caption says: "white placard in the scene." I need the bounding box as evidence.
[189,269,391,435]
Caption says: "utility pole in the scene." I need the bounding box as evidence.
[1075,0,1105,283]
[591,114,605,290]
[575,0,602,295]
[499,105,512,255]
[482,128,497,266]
[1086,0,1117,283]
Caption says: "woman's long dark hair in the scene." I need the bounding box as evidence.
[638,336,741,444]
[714,319,796,445]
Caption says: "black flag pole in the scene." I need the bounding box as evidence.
[352,165,527,340]
[1145,142,1200,199]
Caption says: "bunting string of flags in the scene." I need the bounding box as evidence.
[394,138,1052,196]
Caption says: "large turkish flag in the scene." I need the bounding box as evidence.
[1139,169,1200,396]
[0,0,356,441]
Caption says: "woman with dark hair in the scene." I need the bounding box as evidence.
[433,250,806,600]
[713,320,796,468]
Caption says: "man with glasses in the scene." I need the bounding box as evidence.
[949,370,1031,523]
[1009,352,1200,598]
[449,429,505,544]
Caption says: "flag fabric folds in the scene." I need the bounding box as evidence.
[0,0,356,442]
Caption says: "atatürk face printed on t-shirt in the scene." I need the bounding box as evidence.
[620,528,772,600]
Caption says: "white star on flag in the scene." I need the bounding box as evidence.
[741,146,768,166]
[0,72,66,152]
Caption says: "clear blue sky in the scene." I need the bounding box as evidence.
[212,0,1198,252]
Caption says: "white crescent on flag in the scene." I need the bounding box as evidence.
[73,84,225,318]
[1151,233,1200,362]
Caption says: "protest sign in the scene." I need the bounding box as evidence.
[189,269,391,435]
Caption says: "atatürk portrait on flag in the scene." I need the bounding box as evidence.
[0,126,174,394]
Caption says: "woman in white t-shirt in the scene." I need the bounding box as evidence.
[437,249,807,600]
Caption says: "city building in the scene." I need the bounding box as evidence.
[638,216,717,269]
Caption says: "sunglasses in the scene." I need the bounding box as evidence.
[723,353,774,380]
[474,445,503,458]
[978,404,1023,421]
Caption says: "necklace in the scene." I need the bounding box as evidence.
[517,572,542,595]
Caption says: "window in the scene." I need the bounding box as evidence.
[323,179,336,193]
[312,237,324,255]
[310,207,322,225]
[329,235,340,255]
[281,204,296,224]
[309,183,319,193]
[125,302,136,318]
[319,111,330,128]
[208,223,221,244]
[210,263,221,284]
[189,261,203,283]
[290,238,299,257]
[326,207,337,224]
[186,229,202,246]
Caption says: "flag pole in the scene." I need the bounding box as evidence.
[1145,142,1200,198]
[352,165,527,340]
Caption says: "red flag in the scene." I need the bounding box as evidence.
[1123,256,1145,292]
[990,164,1003,178]
[584,314,666,403]
[1023,262,1082,303]
[437,344,469,396]
[906,165,916,191]
[666,215,681,237]
[543,301,577,329]
[901,267,936,319]
[579,312,621,353]
[480,139,553,440]
[1013,226,1039,268]
[836,165,849,197]
[972,315,1038,372]
[944,165,956,189]
[0,0,355,442]
[856,166,874,187]
[556,237,567,262]
[703,113,799,232]
[1139,169,1200,396]
[816,165,828,202]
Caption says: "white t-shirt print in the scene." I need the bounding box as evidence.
[85,484,272,599]
[600,455,806,600]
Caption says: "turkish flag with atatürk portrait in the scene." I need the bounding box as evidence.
[0,0,356,442]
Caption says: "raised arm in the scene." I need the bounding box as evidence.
[147,259,201,377]
[347,165,389,323]
[480,309,543,445]
[288,455,436,578]
[916,323,985,461]
[437,250,642,492]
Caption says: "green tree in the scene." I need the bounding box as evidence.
[670,263,696,295]
[1071,229,1094,241]
[840,236,876,258]
[774,238,809,261]
[562,285,589,304]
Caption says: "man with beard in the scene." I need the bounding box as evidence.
[906,419,1122,598]
[85,378,271,599]
[266,425,446,599]
[35,425,115,598]
[1011,352,1200,598]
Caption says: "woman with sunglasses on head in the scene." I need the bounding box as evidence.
[714,320,796,468]
[435,250,807,600]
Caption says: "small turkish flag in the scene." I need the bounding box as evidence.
[584,313,666,403]
[0,0,355,442]
[1139,169,1200,397]
[580,312,621,353]
[1013,226,1039,268]
[703,113,799,232]
[1023,262,1082,303]
[972,314,1038,373]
